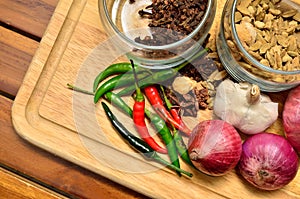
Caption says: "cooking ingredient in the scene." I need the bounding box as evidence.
[144,109,181,175]
[283,85,300,153]
[117,48,210,96]
[101,102,193,177]
[213,79,278,134]
[238,133,299,190]
[131,61,167,154]
[194,81,211,110]
[93,62,133,92]
[224,0,300,84]
[160,85,191,136]
[172,76,195,95]
[136,0,208,46]
[105,89,187,170]
[144,85,191,136]
[116,67,180,96]
[104,92,133,117]
[234,0,300,71]
[94,75,126,103]
[160,86,194,166]
[188,120,242,176]
[94,71,149,103]
[93,62,150,92]
[173,130,194,168]
[67,83,94,95]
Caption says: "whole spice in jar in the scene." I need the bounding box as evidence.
[136,0,208,46]
[226,0,300,83]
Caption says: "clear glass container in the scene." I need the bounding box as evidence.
[216,0,300,92]
[99,0,216,69]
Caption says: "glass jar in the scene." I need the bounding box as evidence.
[216,0,300,92]
[99,0,216,69]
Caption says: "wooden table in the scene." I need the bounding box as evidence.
[0,0,147,198]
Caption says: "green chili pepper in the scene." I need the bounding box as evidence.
[93,63,132,92]
[145,109,181,176]
[173,130,194,167]
[117,48,210,96]
[93,63,150,92]
[104,92,133,117]
[67,84,194,171]
[160,86,194,167]
[102,102,192,177]
[117,68,177,96]
[94,72,149,103]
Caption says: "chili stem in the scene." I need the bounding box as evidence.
[131,59,144,102]
[67,83,94,95]
[160,86,173,109]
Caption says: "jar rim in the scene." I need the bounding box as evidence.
[231,0,300,75]
[99,0,214,50]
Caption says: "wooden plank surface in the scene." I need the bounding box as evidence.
[0,0,58,38]
[0,96,146,198]
[0,26,39,96]
[0,167,67,199]
[11,0,300,198]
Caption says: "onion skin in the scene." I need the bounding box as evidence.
[188,120,242,176]
[283,85,300,153]
[238,133,299,190]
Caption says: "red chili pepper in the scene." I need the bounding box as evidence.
[144,85,191,136]
[131,61,167,154]
[169,108,191,136]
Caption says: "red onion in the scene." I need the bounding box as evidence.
[238,133,299,190]
[188,120,242,176]
[283,85,300,153]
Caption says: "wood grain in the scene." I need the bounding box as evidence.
[11,0,300,198]
[0,95,147,198]
[0,26,39,96]
[0,167,66,199]
[0,0,58,38]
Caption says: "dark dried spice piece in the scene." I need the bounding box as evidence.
[138,9,153,18]
[194,87,209,109]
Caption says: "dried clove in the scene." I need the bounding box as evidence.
[135,0,208,46]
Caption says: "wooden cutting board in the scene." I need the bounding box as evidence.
[11,0,300,198]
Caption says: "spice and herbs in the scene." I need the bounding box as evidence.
[68,49,207,177]
[129,0,209,58]
[101,102,193,177]
[68,44,300,189]
[136,0,208,45]
[226,0,300,83]
[65,0,300,192]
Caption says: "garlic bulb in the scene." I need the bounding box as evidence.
[213,79,278,135]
